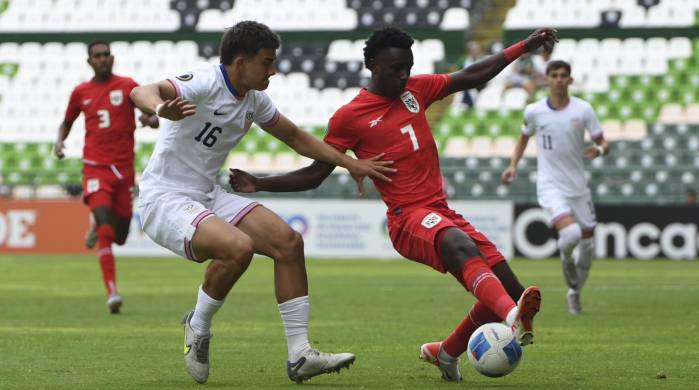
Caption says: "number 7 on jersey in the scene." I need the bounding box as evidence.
[400,124,419,151]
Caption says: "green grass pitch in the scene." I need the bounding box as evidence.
[1,255,698,389]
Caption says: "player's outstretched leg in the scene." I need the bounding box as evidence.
[419,342,462,381]
[234,206,356,383]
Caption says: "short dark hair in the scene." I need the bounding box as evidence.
[363,27,414,68]
[219,21,280,65]
[546,60,571,75]
[87,41,110,56]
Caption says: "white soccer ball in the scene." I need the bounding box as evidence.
[466,322,522,377]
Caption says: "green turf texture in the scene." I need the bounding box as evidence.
[1,256,697,389]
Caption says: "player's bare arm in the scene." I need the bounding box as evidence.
[261,114,395,186]
[129,80,196,120]
[584,136,609,159]
[501,133,531,184]
[445,28,558,96]
[54,120,74,159]
[230,159,335,193]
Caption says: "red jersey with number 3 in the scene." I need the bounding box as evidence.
[64,75,139,167]
[324,74,451,213]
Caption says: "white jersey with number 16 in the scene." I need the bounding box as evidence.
[139,63,279,201]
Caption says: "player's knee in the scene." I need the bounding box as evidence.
[217,234,254,265]
[453,235,480,260]
[270,229,304,262]
[96,224,115,245]
[557,223,582,251]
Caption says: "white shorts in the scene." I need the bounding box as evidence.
[537,186,596,231]
[138,185,259,261]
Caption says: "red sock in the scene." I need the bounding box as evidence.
[452,256,516,321]
[97,224,117,296]
[442,301,500,357]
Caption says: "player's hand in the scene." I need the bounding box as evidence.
[347,153,395,197]
[139,113,159,128]
[524,28,558,53]
[501,166,517,185]
[54,140,66,160]
[156,97,197,121]
[584,145,602,160]
[229,168,260,193]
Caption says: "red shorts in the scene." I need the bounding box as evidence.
[82,164,134,219]
[388,204,506,273]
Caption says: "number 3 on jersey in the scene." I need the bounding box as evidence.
[400,124,419,151]
[194,122,222,147]
[97,109,110,128]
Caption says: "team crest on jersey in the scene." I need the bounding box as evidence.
[570,117,584,131]
[109,90,123,106]
[176,73,193,81]
[245,110,254,122]
[420,212,442,229]
[400,91,420,113]
[86,178,100,194]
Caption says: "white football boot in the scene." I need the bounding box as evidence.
[181,311,211,384]
[107,294,122,314]
[287,348,355,383]
[566,289,582,315]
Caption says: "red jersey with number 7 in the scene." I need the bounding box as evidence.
[324,74,451,214]
[64,75,139,167]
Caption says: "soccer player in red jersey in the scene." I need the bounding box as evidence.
[55,41,159,314]
[230,27,557,381]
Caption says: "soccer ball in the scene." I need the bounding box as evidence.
[467,322,522,377]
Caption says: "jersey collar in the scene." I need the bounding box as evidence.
[219,64,243,99]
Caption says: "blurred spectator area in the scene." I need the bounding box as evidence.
[0,0,470,31]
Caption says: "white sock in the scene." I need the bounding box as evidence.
[190,285,224,336]
[558,224,582,289]
[505,307,518,327]
[279,295,311,362]
[575,238,594,289]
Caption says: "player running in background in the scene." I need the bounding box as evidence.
[129,21,393,384]
[229,27,557,382]
[501,60,608,315]
[55,41,159,314]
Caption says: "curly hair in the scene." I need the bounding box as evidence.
[219,21,280,65]
[363,27,414,68]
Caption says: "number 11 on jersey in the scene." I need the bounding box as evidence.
[401,124,419,151]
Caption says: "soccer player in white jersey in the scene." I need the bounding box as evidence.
[129,21,394,384]
[501,60,609,315]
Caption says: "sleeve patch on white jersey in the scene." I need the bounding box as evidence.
[421,212,443,229]
[176,73,193,81]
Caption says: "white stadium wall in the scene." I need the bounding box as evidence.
[114,199,515,259]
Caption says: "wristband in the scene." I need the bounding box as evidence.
[155,103,164,117]
[595,145,605,156]
[503,40,527,64]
